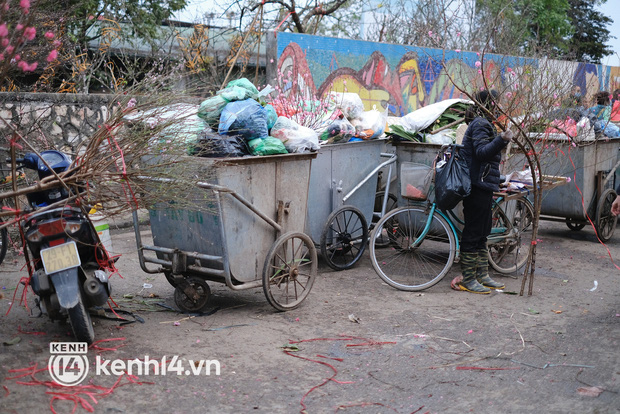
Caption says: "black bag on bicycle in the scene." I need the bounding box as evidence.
[434,144,471,210]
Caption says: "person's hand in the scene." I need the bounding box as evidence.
[500,130,514,142]
[612,195,620,216]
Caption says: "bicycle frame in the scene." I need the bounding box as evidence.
[407,201,461,255]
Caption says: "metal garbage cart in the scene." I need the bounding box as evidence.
[503,134,620,241]
[133,153,318,312]
[305,139,396,270]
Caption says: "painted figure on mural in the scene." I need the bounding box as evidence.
[455,90,513,294]
[611,89,620,124]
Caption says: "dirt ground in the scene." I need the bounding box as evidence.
[0,218,619,414]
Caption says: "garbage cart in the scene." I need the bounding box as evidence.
[133,153,318,312]
[306,139,396,270]
[503,134,620,242]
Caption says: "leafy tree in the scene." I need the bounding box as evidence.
[472,0,572,56]
[565,0,612,63]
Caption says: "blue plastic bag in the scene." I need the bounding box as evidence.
[218,99,268,141]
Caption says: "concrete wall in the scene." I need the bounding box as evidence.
[0,93,114,152]
[270,33,620,117]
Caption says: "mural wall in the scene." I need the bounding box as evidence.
[273,32,620,117]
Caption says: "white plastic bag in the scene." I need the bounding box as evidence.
[350,108,387,139]
[328,92,365,120]
[270,116,320,153]
[401,99,472,133]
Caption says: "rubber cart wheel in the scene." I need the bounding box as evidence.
[595,188,617,242]
[263,232,317,311]
[320,206,368,270]
[174,277,211,312]
[164,271,179,288]
[371,191,398,248]
[565,218,586,231]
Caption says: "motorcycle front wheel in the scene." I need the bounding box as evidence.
[67,295,95,344]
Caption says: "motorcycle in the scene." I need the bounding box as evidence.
[17,150,111,344]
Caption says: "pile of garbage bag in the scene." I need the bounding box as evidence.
[125,78,490,159]
[386,99,472,145]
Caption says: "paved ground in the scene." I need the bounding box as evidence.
[0,218,619,413]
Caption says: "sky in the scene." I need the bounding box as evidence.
[597,1,620,67]
[175,1,620,67]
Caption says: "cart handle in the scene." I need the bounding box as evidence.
[136,176,283,233]
[342,153,397,203]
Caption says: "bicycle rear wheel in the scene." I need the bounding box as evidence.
[488,198,534,274]
[369,206,456,291]
[0,223,7,265]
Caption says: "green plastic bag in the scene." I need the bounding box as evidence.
[247,137,288,156]
[197,95,229,128]
[265,104,278,130]
[226,78,259,98]
[198,85,258,128]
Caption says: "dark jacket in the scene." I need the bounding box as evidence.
[461,117,508,192]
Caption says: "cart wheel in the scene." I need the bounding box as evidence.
[174,277,211,313]
[164,271,178,287]
[371,191,398,248]
[565,218,586,231]
[595,188,618,242]
[320,206,368,270]
[263,232,317,311]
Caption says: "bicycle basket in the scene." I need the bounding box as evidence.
[400,162,433,200]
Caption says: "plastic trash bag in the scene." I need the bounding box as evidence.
[218,99,268,141]
[401,99,472,134]
[319,116,356,143]
[434,145,471,211]
[198,85,258,128]
[270,116,320,153]
[247,137,288,156]
[351,108,387,139]
[328,92,365,120]
[265,104,278,130]
[191,129,250,158]
[225,78,259,98]
[125,103,206,154]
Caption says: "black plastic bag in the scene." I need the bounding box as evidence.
[434,145,471,210]
[191,129,250,158]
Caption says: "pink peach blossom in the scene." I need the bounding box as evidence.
[44,31,55,40]
[23,27,36,41]
[0,24,7,37]
[475,61,481,68]
[20,0,30,9]
[46,49,58,62]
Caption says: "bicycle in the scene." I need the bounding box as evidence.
[368,191,535,292]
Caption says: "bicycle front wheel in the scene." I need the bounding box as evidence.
[369,206,456,291]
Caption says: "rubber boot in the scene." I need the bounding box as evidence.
[476,248,505,289]
[457,251,490,294]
